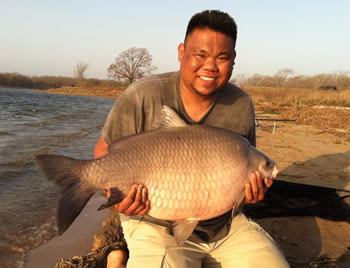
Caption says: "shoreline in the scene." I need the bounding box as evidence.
[34,86,125,99]
[1,85,125,98]
[24,193,109,268]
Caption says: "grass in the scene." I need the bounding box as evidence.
[244,86,350,108]
[245,86,350,142]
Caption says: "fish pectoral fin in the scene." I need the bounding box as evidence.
[232,190,246,214]
[171,218,199,245]
[98,187,125,211]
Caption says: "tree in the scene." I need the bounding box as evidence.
[74,62,89,81]
[273,68,294,87]
[107,47,157,84]
[230,74,247,87]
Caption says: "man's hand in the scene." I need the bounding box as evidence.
[244,171,273,204]
[107,184,151,216]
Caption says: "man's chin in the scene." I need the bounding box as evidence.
[192,86,220,98]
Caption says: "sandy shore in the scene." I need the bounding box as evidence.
[25,194,109,268]
[35,86,124,99]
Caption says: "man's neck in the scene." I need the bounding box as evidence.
[180,86,218,122]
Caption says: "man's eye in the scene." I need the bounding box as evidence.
[195,54,205,58]
[218,57,228,61]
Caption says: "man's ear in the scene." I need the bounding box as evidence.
[232,49,237,66]
[178,43,185,62]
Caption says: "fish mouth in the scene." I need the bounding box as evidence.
[271,165,279,179]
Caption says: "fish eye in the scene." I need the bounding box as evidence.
[266,159,273,167]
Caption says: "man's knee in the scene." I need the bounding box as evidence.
[107,249,128,268]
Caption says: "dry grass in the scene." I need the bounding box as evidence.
[247,87,350,142]
[245,86,350,108]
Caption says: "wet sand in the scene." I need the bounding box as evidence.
[25,194,109,268]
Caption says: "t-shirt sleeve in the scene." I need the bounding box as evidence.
[242,97,256,147]
[102,86,143,144]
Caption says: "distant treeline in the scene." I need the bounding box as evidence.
[3,69,350,91]
[232,69,350,90]
[0,72,123,89]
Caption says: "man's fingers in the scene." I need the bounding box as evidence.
[122,185,143,215]
[255,171,264,201]
[130,187,149,215]
[133,204,146,215]
[115,185,138,213]
[244,172,273,204]
[264,177,273,188]
[137,200,151,216]
[115,198,134,213]
[133,199,150,215]
[126,184,139,199]
[250,173,259,199]
[245,183,253,202]
[142,187,148,204]
[110,184,150,215]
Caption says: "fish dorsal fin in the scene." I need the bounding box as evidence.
[108,106,185,153]
[160,106,187,128]
[172,218,199,245]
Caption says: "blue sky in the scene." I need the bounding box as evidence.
[1,0,349,79]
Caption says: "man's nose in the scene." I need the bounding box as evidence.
[203,58,218,71]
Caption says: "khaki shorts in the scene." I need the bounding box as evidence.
[121,213,289,268]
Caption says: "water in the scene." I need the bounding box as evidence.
[0,88,115,267]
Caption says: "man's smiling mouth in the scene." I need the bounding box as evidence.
[200,76,215,81]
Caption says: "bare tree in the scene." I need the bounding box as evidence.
[273,68,294,87]
[246,74,265,86]
[107,47,157,84]
[231,74,247,87]
[74,62,89,81]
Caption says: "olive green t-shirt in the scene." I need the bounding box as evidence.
[102,71,256,243]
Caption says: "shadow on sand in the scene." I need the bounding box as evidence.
[243,151,350,267]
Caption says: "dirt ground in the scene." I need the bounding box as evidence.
[39,88,350,267]
[253,116,350,267]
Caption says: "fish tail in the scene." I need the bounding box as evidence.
[35,154,93,235]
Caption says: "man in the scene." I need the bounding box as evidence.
[95,10,289,268]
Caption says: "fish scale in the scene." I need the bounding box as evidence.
[80,125,249,221]
[35,105,278,245]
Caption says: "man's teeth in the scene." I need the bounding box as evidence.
[200,76,214,81]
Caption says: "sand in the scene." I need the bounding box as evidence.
[25,194,109,268]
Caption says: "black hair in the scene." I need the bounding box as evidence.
[185,10,237,44]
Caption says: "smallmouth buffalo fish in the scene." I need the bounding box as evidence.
[35,106,278,245]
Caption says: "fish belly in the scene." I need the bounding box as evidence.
[86,126,249,221]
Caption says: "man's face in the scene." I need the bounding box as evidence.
[178,28,236,98]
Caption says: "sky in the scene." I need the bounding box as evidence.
[1,0,349,80]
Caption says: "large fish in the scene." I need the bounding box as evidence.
[35,106,278,245]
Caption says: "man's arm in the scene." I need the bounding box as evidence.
[94,136,150,215]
